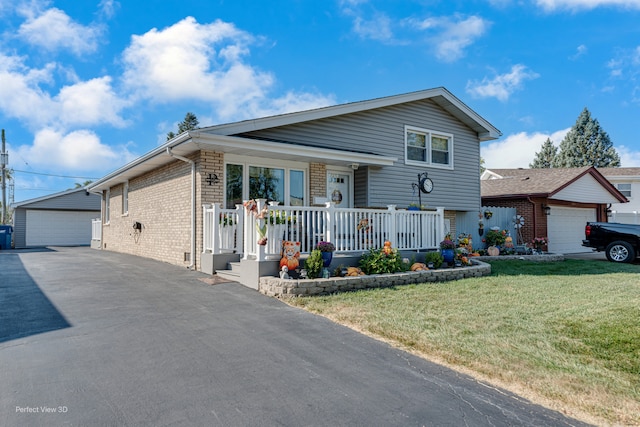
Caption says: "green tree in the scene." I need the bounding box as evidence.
[530,138,557,168]
[166,112,200,140]
[74,180,94,188]
[553,108,620,168]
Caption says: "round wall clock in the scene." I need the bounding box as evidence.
[419,177,433,193]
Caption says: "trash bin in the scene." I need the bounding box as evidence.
[0,225,13,250]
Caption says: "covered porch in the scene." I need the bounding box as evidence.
[202,199,446,283]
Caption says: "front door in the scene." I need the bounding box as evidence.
[327,172,352,208]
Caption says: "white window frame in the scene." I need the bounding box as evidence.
[122,181,129,216]
[224,154,308,207]
[616,183,631,198]
[105,189,110,224]
[404,125,454,170]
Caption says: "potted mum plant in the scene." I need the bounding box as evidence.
[316,241,336,267]
[439,236,456,264]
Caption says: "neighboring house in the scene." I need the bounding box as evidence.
[481,167,627,254]
[597,167,640,224]
[11,188,101,248]
[88,87,501,284]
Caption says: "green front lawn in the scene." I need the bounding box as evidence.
[286,259,640,426]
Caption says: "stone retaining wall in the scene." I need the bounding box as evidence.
[259,261,492,297]
[475,254,564,262]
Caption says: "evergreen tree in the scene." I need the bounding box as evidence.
[167,112,200,140]
[529,138,557,168]
[552,107,620,168]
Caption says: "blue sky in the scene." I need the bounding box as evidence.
[2,0,640,204]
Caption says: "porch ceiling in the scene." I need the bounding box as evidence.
[191,132,397,167]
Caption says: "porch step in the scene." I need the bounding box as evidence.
[213,261,241,282]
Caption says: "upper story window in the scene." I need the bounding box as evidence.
[405,126,453,169]
[616,183,631,198]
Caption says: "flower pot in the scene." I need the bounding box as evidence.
[321,251,333,267]
[441,248,454,264]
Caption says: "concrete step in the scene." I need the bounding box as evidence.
[228,261,242,274]
[214,269,240,282]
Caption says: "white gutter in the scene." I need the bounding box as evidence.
[166,147,196,270]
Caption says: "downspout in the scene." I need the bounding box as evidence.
[167,147,195,270]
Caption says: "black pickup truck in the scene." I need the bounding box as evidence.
[583,222,640,263]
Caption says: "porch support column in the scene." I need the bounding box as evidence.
[242,200,251,260]
[387,205,397,247]
[211,203,220,255]
[436,207,446,244]
[256,198,268,261]
[324,202,335,246]
[235,204,244,257]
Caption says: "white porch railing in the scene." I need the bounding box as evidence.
[203,200,446,261]
[203,204,244,254]
[92,219,102,241]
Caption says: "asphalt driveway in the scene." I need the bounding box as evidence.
[1,247,591,426]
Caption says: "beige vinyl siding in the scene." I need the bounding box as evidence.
[238,99,481,211]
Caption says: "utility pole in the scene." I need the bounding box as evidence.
[1,129,7,224]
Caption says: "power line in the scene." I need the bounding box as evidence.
[12,169,98,180]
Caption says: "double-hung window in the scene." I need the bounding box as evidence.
[405,126,453,169]
[617,183,632,198]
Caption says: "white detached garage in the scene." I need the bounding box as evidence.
[11,188,101,248]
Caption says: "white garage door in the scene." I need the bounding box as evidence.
[547,206,596,254]
[26,210,97,247]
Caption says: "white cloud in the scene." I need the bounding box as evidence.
[56,77,129,128]
[17,128,136,172]
[467,64,540,101]
[98,0,119,19]
[536,0,640,11]
[569,44,588,60]
[481,129,569,169]
[412,15,491,62]
[352,13,394,42]
[17,6,103,55]
[617,145,640,167]
[0,53,127,129]
[0,54,58,127]
[250,90,337,118]
[122,17,333,120]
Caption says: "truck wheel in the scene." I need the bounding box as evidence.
[605,241,635,263]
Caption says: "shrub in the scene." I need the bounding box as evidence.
[424,251,444,269]
[485,229,507,247]
[304,249,324,279]
[359,246,406,274]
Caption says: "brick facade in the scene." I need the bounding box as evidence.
[309,162,326,206]
[102,150,228,270]
[102,156,194,267]
[102,151,329,271]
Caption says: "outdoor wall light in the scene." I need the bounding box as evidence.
[542,204,551,216]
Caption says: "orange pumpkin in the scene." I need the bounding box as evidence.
[384,240,392,247]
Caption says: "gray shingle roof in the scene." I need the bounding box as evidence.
[597,167,640,177]
[481,166,593,197]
